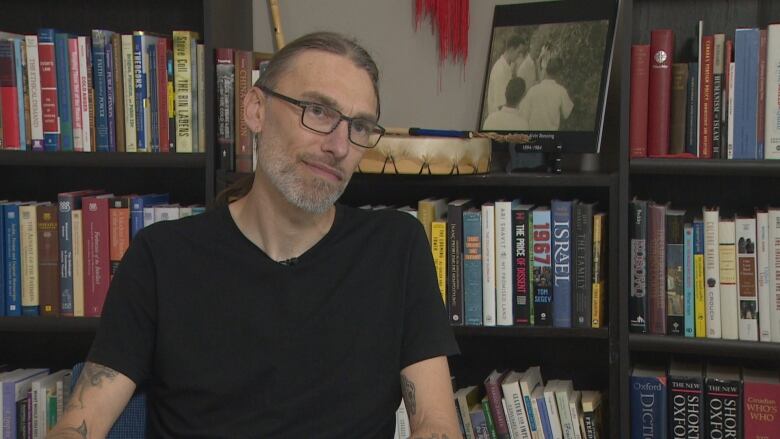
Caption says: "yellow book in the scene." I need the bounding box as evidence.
[72,209,85,317]
[19,204,40,313]
[417,198,447,244]
[591,213,606,328]
[431,220,447,304]
[172,30,199,153]
[694,221,706,337]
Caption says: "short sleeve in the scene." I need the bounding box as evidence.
[87,229,157,386]
[400,223,460,369]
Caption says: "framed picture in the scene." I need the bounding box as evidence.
[478,0,618,153]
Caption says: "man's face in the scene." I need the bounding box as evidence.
[255,51,377,214]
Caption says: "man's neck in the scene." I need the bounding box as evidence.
[228,173,336,263]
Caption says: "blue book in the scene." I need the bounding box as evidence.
[470,406,489,438]
[37,29,59,151]
[0,202,6,316]
[133,33,146,151]
[54,33,73,151]
[683,224,695,337]
[630,365,667,439]
[685,62,699,155]
[148,43,159,152]
[734,28,760,159]
[535,390,554,439]
[130,194,170,238]
[462,209,483,326]
[3,203,22,316]
[551,200,573,328]
[58,190,102,316]
[104,35,116,152]
[92,29,111,151]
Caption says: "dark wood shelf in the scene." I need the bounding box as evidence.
[630,158,780,177]
[0,317,100,333]
[629,334,780,361]
[0,150,207,168]
[453,325,610,339]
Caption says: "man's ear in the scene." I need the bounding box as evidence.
[243,86,266,133]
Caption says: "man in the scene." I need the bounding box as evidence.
[485,35,524,116]
[519,57,574,131]
[482,77,528,131]
[49,32,461,439]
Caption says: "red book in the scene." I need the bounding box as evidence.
[743,369,780,438]
[0,40,21,149]
[647,29,674,156]
[37,203,60,316]
[722,39,733,159]
[629,44,650,158]
[156,37,170,153]
[38,29,60,151]
[699,35,714,158]
[82,194,113,317]
[234,49,253,173]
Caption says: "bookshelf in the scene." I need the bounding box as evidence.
[620,0,780,436]
[0,0,253,371]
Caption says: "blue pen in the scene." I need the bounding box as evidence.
[408,128,472,138]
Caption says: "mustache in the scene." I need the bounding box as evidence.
[300,153,346,180]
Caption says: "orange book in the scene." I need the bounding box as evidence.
[109,196,131,279]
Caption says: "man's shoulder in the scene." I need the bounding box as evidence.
[338,204,424,239]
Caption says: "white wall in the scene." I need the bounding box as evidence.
[252,0,552,130]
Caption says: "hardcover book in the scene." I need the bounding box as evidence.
[705,365,741,439]
[668,361,703,439]
[630,365,667,439]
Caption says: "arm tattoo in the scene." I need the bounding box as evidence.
[47,420,88,438]
[400,374,417,416]
[64,362,119,411]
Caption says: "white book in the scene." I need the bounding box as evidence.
[727,61,735,159]
[19,203,41,311]
[31,370,71,439]
[0,369,48,438]
[756,212,771,341]
[395,399,410,439]
[121,34,137,152]
[482,203,497,327]
[703,208,722,338]
[768,208,780,342]
[68,37,83,152]
[553,380,576,439]
[143,207,155,227]
[501,371,532,439]
[567,391,583,439]
[519,367,543,439]
[765,24,780,159]
[178,206,193,218]
[719,219,739,340]
[24,35,44,148]
[72,209,85,317]
[531,387,549,439]
[154,205,181,223]
[77,36,92,152]
[495,200,515,326]
[543,381,564,439]
[735,217,759,341]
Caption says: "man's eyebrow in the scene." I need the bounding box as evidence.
[299,91,377,121]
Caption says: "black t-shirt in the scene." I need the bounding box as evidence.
[88,203,459,438]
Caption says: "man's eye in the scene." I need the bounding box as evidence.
[352,120,370,134]
[307,104,327,117]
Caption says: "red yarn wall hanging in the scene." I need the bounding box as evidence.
[414,0,470,67]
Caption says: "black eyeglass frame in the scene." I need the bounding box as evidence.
[259,86,385,149]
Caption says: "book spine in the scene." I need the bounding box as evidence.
[630,200,648,333]
[0,206,4,314]
[147,43,158,151]
[756,212,771,341]
[727,61,735,159]
[668,374,703,438]
[37,204,59,316]
[109,198,130,280]
[82,197,111,317]
[683,224,695,337]
[543,386,563,439]
[485,381,511,439]
[38,29,59,151]
[630,374,667,439]
[703,208,722,338]
[685,62,699,155]
[592,213,607,329]
[512,208,531,325]
[502,382,531,439]
[0,40,21,149]
[712,34,725,157]
[758,29,767,159]
[4,205,22,316]
[722,40,733,159]
[234,49,252,170]
[20,205,40,315]
[719,220,739,340]
[13,40,27,150]
[463,210,483,326]
[173,31,194,152]
[105,35,117,152]
[495,202,513,326]
[532,208,553,326]
[216,47,235,170]
[24,36,43,149]
[647,29,674,156]
[54,33,72,151]
[197,43,205,153]
[647,203,667,334]
[57,195,76,316]
[693,220,706,337]
[68,38,83,152]
[535,395,553,439]
[573,202,593,328]
[629,44,650,158]
[448,203,467,325]
[156,38,169,153]
[735,217,758,341]
[121,35,137,152]
[92,31,109,151]
[769,209,780,342]
[77,37,92,152]
[669,63,688,153]
[765,24,780,159]
[431,220,448,307]
[706,378,741,438]
[699,35,714,158]
[666,212,685,335]
[111,34,125,153]
[72,209,84,317]
[743,378,780,436]
[734,29,760,159]
[481,205,496,327]
[551,200,573,328]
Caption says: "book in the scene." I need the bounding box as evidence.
[735,216,758,341]
[532,207,553,326]
[647,29,674,156]
[3,203,23,316]
[756,212,771,342]
[19,203,42,316]
[703,207,722,338]
[705,365,741,439]
[665,209,685,335]
[647,203,666,334]
[742,369,780,438]
[580,391,602,439]
[484,370,511,439]
[765,24,780,159]
[733,28,760,159]
[591,213,607,328]
[455,385,482,439]
[692,219,706,337]
[542,380,564,439]
[712,33,725,157]
[495,200,516,326]
[447,199,472,325]
[630,364,666,439]
[551,199,573,328]
[667,361,703,439]
[519,367,543,439]
[463,208,483,326]
[669,63,688,153]
[481,203,496,327]
[82,194,113,317]
[629,44,650,158]
[512,204,534,326]
[36,204,59,317]
[629,199,647,333]
[683,223,695,337]
[172,30,200,153]
[718,219,739,340]
[768,208,780,342]
[431,220,447,306]
[699,35,714,158]
[501,371,532,439]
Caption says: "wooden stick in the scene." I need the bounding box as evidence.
[268,0,285,50]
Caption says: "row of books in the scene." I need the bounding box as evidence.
[630,361,780,439]
[448,367,603,439]
[215,47,270,173]
[0,28,204,153]
[629,23,780,160]
[403,198,608,329]
[0,367,72,439]
[0,192,203,318]
[628,200,780,343]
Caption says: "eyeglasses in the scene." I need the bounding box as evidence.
[260,86,385,149]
